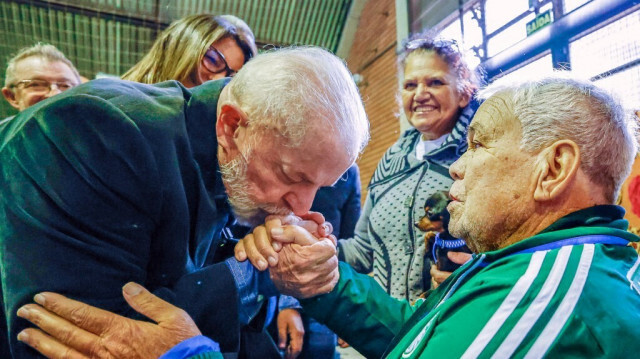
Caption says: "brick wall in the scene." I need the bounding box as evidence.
[346,0,401,201]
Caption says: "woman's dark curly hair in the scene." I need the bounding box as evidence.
[399,30,482,98]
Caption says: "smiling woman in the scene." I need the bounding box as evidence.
[401,48,471,140]
[336,31,482,301]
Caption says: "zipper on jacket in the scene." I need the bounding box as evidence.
[405,164,431,301]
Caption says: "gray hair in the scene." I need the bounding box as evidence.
[226,46,370,160]
[399,30,481,99]
[478,72,638,202]
[4,43,80,87]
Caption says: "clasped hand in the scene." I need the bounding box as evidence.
[235,212,340,299]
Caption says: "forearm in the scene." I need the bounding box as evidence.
[300,262,416,358]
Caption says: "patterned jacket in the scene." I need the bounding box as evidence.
[338,103,477,302]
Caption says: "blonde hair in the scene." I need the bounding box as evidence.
[122,14,256,84]
[4,42,80,87]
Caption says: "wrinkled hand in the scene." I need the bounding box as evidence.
[269,225,339,298]
[277,308,304,359]
[235,212,333,270]
[17,282,201,359]
[429,252,472,289]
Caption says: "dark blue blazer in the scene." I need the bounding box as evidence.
[311,165,361,239]
[0,78,248,357]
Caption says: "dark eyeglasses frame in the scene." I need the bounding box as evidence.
[202,46,237,77]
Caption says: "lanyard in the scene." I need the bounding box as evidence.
[512,234,629,256]
[476,235,629,268]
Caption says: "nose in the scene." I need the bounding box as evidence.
[414,83,431,100]
[283,186,319,216]
[449,154,466,180]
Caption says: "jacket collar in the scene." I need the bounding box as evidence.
[368,101,477,189]
[184,78,231,200]
[479,205,638,263]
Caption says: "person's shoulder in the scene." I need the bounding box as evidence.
[569,246,640,353]
[579,243,640,305]
[346,164,360,176]
[61,79,193,128]
[341,165,361,186]
[187,78,230,107]
[77,78,187,101]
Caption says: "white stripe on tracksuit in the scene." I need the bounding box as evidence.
[491,246,573,358]
[524,244,594,358]
[461,250,547,359]
[461,244,594,359]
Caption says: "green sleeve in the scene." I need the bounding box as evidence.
[300,262,417,358]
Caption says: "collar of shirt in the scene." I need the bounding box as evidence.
[415,133,449,160]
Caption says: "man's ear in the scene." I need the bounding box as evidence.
[1,87,20,110]
[215,103,249,159]
[533,140,580,202]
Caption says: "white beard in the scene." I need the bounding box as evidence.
[219,153,291,227]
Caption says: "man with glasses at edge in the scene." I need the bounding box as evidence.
[1,43,81,126]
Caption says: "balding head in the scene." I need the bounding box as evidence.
[214,47,370,225]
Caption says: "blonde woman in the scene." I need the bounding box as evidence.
[122,14,257,87]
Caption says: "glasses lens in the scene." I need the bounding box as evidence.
[55,82,74,91]
[23,80,50,92]
[202,48,226,74]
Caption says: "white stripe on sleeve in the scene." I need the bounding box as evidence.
[523,244,595,359]
[461,250,547,359]
[491,245,573,358]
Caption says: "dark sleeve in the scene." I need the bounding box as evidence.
[338,165,362,239]
[159,335,221,359]
[0,95,239,357]
[300,262,417,358]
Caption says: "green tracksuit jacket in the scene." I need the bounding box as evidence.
[301,205,640,358]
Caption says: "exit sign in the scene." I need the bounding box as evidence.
[526,9,553,36]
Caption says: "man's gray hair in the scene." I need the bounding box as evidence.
[478,73,638,203]
[4,43,80,87]
[226,46,370,160]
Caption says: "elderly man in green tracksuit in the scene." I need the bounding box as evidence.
[293,75,640,358]
[14,75,640,358]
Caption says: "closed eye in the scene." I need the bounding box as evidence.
[278,168,296,184]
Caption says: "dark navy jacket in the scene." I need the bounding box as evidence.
[0,78,248,358]
[311,164,361,239]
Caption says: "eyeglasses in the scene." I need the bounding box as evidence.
[202,46,237,77]
[11,79,76,93]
